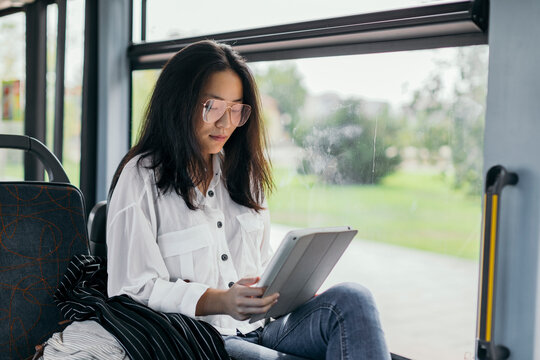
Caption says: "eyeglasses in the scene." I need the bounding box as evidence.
[202,99,251,127]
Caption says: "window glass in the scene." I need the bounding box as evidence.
[130,45,488,359]
[42,1,84,185]
[62,0,85,186]
[251,46,487,360]
[132,0,142,42]
[0,2,83,183]
[46,3,58,151]
[0,12,25,180]
[131,69,159,145]
[143,0,448,42]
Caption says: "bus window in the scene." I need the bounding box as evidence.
[129,44,488,359]
[140,0,445,42]
[249,46,487,360]
[0,1,84,183]
[131,69,160,145]
[51,0,85,185]
[0,11,25,180]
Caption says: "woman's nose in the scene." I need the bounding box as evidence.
[216,109,232,129]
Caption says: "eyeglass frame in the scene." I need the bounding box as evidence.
[201,98,252,127]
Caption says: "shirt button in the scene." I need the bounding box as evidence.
[228,281,234,288]
[208,190,214,197]
[221,254,228,261]
[217,221,223,228]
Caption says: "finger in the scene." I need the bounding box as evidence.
[261,298,279,313]
[237,293,279,307]
[236,286,265,297]
[236,277,260,286]
[238,299,278,315]
[263,293,280,302]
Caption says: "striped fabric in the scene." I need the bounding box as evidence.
[43,320,128,359]
[53,254,230,360]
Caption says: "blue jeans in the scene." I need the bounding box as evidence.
[223,283,390,360]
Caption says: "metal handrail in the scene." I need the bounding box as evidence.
[0,134,70,183]
[476,165,518,360]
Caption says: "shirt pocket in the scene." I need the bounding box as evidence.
[157,224,215,283]
[236,212,264,275]
[236,212,264,243]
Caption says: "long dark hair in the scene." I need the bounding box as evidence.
[110,40,273,211]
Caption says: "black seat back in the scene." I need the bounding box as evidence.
[88,200,107,257]
[0,135,89,359]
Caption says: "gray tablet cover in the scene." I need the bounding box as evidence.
[250,226,357,323]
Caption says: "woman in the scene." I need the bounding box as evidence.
[107,40,390,359]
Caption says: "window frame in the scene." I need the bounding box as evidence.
[125,3,489,359]
[129,0,488,70]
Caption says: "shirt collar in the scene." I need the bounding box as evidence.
[209,153,223,189]
[195,153,223,206]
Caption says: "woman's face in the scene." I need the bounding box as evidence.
[195,69,244,162]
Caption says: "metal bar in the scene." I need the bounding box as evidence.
[0,6,24,17]
[24,0,47,180]
[132,31,487,70]
[1,0,56,18]
[0,134,69,183]
[243,32,487,62]
[141,0,146,41]
[128,0,133,44]
[130,6,476,55]
[54,0,67,162]
[80,0,98,215]
[129,0,134,145]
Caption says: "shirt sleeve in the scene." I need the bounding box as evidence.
[106,161,209,318]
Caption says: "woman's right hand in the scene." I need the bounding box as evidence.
[222,277,279,321]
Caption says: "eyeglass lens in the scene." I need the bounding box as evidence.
[203,99,251,126]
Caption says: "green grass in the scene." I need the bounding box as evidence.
[267,168,482,259]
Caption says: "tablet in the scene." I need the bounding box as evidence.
[249,226,357,323]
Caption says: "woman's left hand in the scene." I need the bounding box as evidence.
[195,277,279,320]
[222,277,279,321]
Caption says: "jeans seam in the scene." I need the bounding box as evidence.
[271,302,348,359]
[329,303,348,360]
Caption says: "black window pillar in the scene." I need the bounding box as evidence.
[53,0,67,162]
[81,0,99,213]
[24,0,47,180]
[81,0,131,212]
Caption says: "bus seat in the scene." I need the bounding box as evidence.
[0,135,90,359]
[88,200,107,257]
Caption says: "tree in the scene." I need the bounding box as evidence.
[299,98,401,184]
[254,63,307,135]
[450,47,488,193]
[403,46,488,193]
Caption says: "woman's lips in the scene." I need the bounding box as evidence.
[210,135,227,141]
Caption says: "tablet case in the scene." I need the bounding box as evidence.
[250,226,356,323]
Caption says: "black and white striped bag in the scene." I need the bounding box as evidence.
[53,254,229,360]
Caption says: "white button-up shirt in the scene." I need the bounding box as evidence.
[107,154,273,335]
